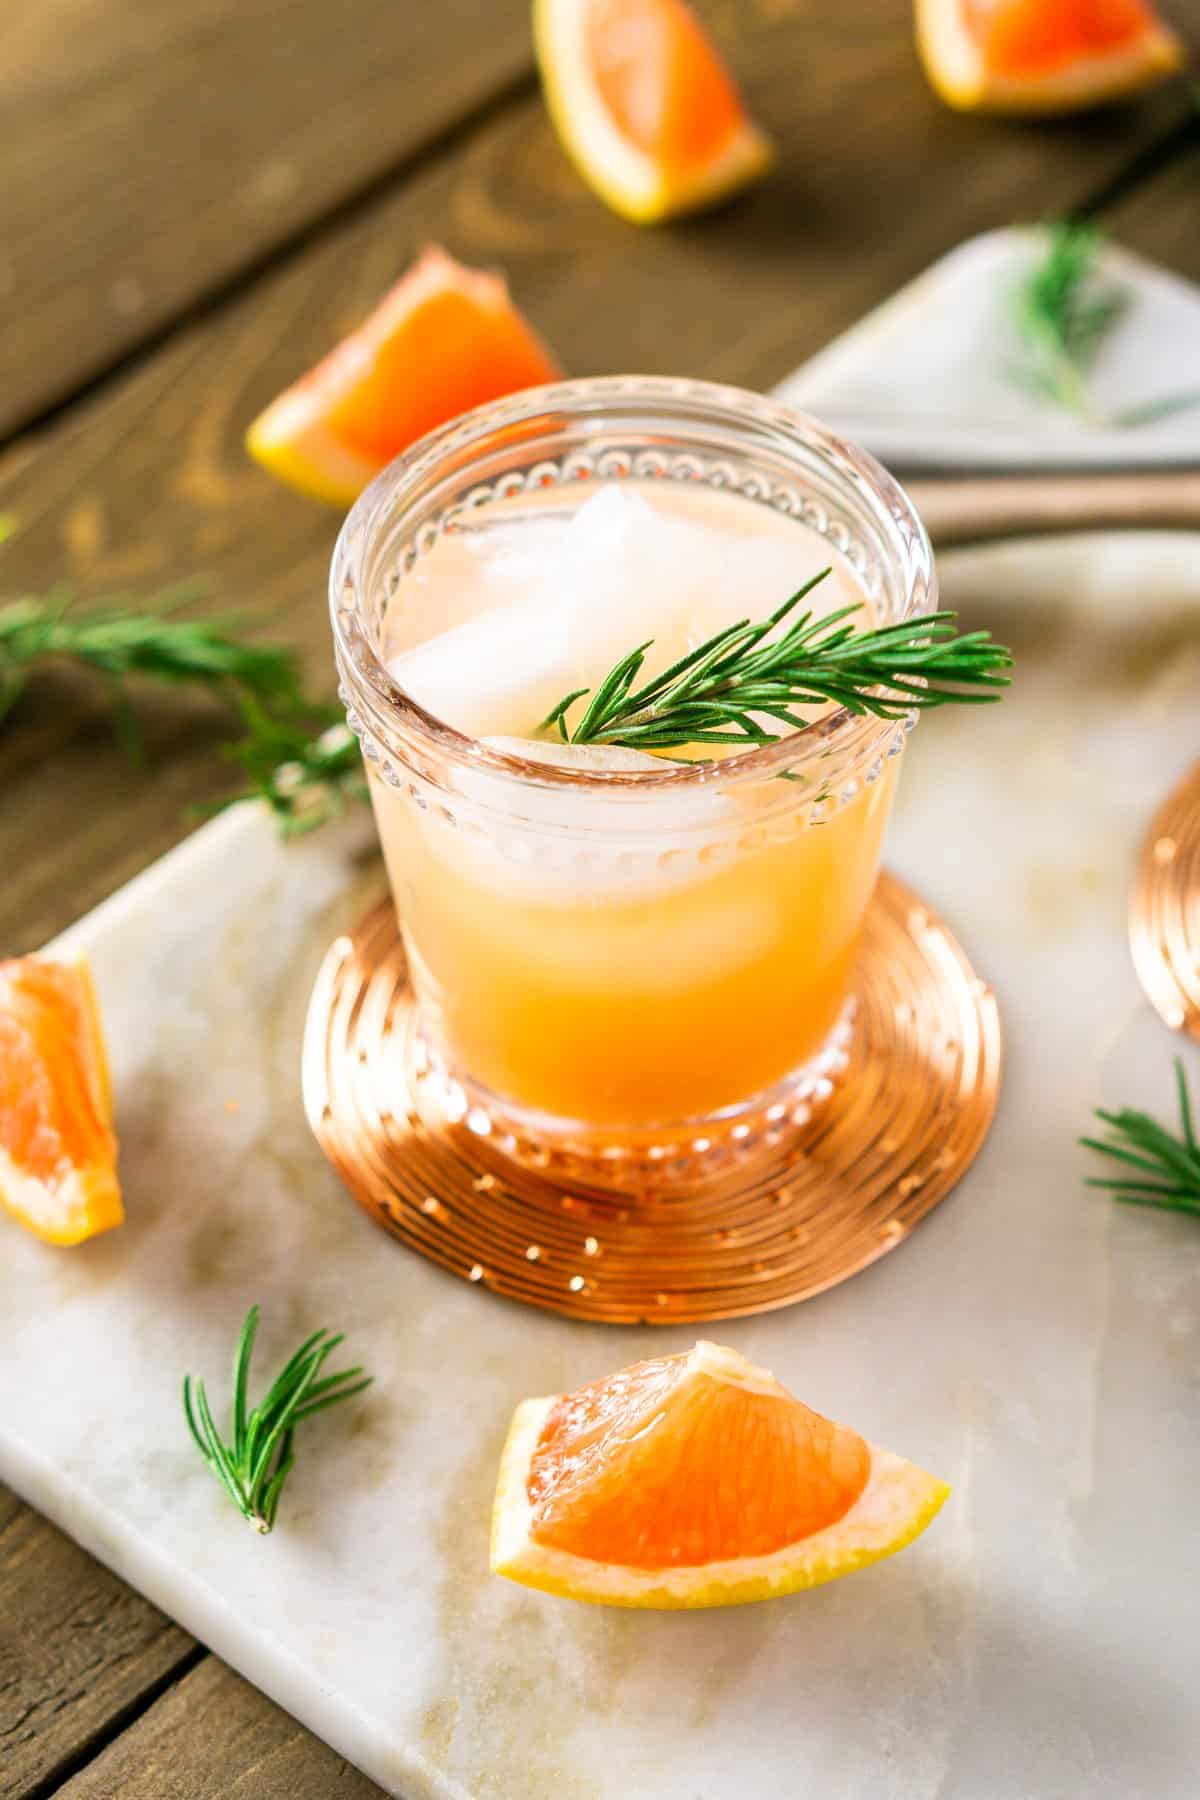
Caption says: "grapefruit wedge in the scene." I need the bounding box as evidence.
[0,957,122,1246]
[246,247,562,506]
[917,0,1185,113]
[491,1342,948,1608]
[534,0,774,224]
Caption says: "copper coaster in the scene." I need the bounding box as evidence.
[1130,760,1200,1040]
[302,873,1002,1324]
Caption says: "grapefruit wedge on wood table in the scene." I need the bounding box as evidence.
[534,0,774,223]
[917,0,1185,112]
[245,247,562,506]
[0,957,122,1246]
[492,1342,948,1608]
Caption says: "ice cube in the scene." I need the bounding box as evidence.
[386,485,686,740]
[386,584,572,740]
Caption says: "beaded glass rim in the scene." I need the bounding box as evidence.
[329,375,937,796]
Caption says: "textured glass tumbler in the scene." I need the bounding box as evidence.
[331,377,936,1189]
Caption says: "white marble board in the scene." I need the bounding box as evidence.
[2,524,1198,1798]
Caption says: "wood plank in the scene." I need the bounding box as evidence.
[51,1655,384,1799]
[0,1484,195,1800]
[1,7,1194,955]
[0,0,533,438]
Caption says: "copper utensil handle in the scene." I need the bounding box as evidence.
[908,470,1200,547]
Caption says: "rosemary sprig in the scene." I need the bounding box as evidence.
[0,584,303,739]
[1009,221,1124,422]
[219,696,368,837]
[541,573,1012,752]
[1009,221,1200,429]
[0,582,366,833]
[1081,1059,1200,1218]
[182,1306,373,1534]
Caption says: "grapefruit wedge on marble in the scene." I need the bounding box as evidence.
[0,956,122,1246]
[534,0,773,223]
[245,247,562,506]
[491,1342,948,1608]
[917,0,1185,113]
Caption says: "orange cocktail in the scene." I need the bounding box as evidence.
[331,379,935,1182]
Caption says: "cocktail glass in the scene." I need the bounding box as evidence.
[331,377,935,1189]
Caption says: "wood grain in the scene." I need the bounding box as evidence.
[0,0,533,439]
[0,1485,195,1799]
[2,1,1193,957]
[51,1655,384,1799]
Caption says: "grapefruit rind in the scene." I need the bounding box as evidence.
[915,0,1185,113]
[491,1391,950,1610]
[0,1146,123,1247]
[533,0,774,224]
[245,402,381,509]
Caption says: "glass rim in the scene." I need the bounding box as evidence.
[330,375,937,794]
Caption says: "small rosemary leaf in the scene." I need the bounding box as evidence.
[193,1380,250,1513]
[182,1377,210,1462]
[1176,1059,1196,1152]
[621,625,753,717]
[1096,1189,1200,1216]
[1112,389,1200,429]
[253,1343,334,1431]
[539,688,590,736]
[769,568,833,622]
[575,643,651,739]
[1078,1135,1172,1178]
[293,1365,367,1403]
[261,1435,297,1532]
[293,1375,376,1422]
[668,622,763,702]
[245,1347,330,1499]
[232,1305,259,1459]
[263,1325,331,1392]
[1084,1178,1195,1197]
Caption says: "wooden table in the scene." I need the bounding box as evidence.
[2,3,1197,1792]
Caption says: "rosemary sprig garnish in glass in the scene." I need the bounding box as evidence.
[541,571,1012,752]
[1009,220,1200,429]
[1081,1059,1200,1218]
[182,1305,373,1534]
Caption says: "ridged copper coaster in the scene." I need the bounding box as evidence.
[1131,760,1200,1040]
[302,872,1002,1324]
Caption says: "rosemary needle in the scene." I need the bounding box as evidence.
[182,1306,373,1534]
[542,575,1012,752]
[1080,1059,1200,1219]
